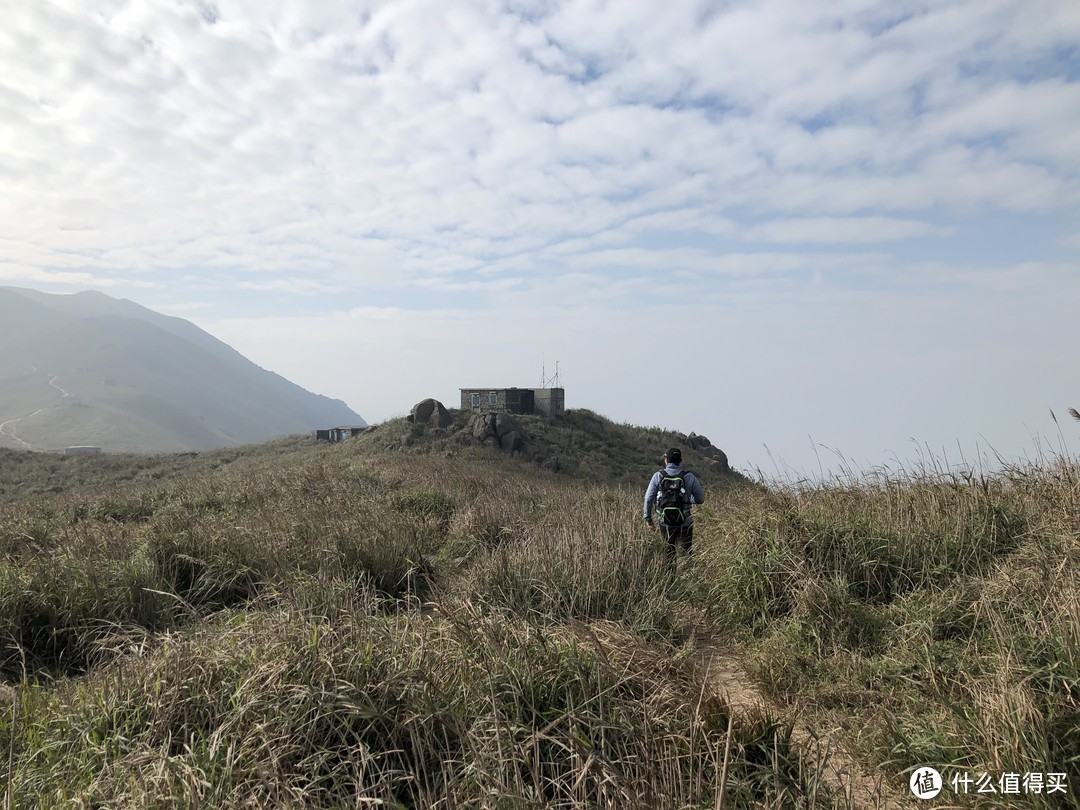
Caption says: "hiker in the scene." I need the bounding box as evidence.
[644,448,705,559]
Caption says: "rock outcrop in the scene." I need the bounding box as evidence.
[411,398,454,429]
[687,432,712,450]
[684,432,730,473]
[398,399,731,475]
[708,446,729,471]
[469,412,532,455]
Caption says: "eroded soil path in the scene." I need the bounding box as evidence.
[698,644,909,809]
[566,618,909,809]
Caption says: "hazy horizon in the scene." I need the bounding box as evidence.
[2,1,1078,476]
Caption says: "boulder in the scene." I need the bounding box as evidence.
[687,432,712,450]
[500,429,529,455]
[411,398,454,429]
[496,413,528,447]
[540,455,562,473]
[471,413,498,445]
[709,447,729,470]
[412,398,435,422]
[702,448,729,473]
[468,412,532,455]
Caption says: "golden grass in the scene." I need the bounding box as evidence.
[1,424,1077,807]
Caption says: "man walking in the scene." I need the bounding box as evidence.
[644,448,705,559]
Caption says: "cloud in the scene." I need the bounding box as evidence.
[0,261,121,287]
[746,217,953,244]
[2,0,1077,473]
[3,0,1076,293]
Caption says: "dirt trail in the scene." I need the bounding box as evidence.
[0,371,71,451]
[699,645,907,809]
[48,374,70,397]
[563,618,907,808]
[0,409,43,450]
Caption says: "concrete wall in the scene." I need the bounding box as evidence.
[507,388,535,414]
[461,388,507,412]
[460,388,532,414]
[460,387,564,416]
[533,387,565,416]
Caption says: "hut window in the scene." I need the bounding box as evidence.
[489,392,498,406]
[471,393,481,407]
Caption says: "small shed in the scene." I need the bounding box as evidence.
[315,427,365,443]
[64,446,101,455]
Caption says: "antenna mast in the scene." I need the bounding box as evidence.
[539,356,562,389]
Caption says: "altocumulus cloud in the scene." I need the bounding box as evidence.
[1,0,1078,474]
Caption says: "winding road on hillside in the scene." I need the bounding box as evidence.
[48,374,71,398]
[0,409,44,450]
[0,370,72,451]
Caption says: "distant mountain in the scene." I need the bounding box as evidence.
[0,287,365,453]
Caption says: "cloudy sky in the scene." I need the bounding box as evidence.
[3,0,1079,477]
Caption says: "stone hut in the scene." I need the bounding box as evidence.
[460,387,565,417]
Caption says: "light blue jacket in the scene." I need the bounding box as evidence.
[644,463,705,525]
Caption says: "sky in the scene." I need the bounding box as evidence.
[2,0,1079,478]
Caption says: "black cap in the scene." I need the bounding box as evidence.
[666,448,682,463]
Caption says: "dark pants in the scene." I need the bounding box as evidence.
[661,523,693,560]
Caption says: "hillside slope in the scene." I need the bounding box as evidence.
[354,405,745,485]
[0,407,743,503]
[0,287,364,453]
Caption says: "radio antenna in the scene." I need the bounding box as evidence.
[538,357,562,389]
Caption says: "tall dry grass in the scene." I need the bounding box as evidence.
[2,433,1078,806]
[694,458,1080,805]
[1,446,832,808]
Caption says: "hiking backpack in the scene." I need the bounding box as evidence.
[655,471,691,527]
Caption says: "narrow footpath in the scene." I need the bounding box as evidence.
[699,645,908,809]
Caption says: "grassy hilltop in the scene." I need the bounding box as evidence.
[1,409,1078,808]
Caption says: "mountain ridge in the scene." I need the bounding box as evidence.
[0,287,365,453]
